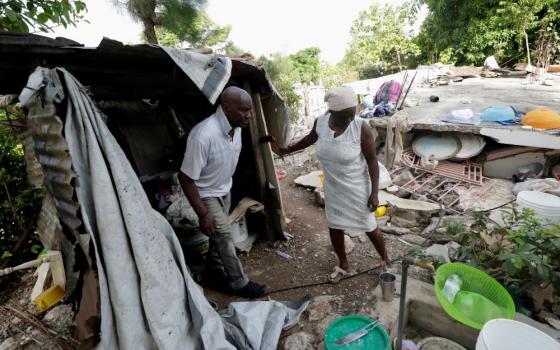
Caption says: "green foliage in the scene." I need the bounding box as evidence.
[322,62,359,90]
[345,3,420,79]
[449,208,560,293]
[416,0,560,65]
[257,53,302,118]
[117,0,229,48]
[0,0,87,32]
[288,47,323,84]
[0,107,43,266]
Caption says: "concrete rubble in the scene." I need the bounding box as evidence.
[283,332,315,350]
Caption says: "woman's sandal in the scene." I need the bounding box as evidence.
[328,266,355,284]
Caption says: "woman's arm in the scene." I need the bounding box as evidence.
[360,121,379,211]
[277,118,319,156]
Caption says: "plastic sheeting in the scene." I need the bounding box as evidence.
[19,67,308,349]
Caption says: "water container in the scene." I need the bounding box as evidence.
[516,191,560,224]
[476,319,560,350]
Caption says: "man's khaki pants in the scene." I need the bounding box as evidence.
[202,194,249,290]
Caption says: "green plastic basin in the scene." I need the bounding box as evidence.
[434,263,515,330]
[324,315,390,350]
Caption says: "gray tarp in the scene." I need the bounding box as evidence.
[19,67,308,349]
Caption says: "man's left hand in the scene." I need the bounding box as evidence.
[367,194,379,212]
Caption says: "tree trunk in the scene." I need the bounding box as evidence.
[142,18,158,44]
[524,29,531,66]
[396,48,403,71]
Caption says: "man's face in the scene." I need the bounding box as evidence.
[223,96,253,128]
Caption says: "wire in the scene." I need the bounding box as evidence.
[479,199,516,212]
[264,252,412,296]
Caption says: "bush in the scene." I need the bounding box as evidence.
[0,106,44,266]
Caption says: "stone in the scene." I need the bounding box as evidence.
[0,338,16,350]
[358,234,369,243]
[425,244,450,263]
[314,189,325,206]
[445,241,461,260]
[42,304,74,329]
[313,313,341,338]
[294,170,323,189]
[527,284,555,312]
[283,332,315,350]
[346,230,364,238]
[401,234,427,246]
[344,235,355,254]
[545,317,560,330]
[307,295,340,322]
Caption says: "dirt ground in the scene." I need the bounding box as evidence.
[205,148,412,347]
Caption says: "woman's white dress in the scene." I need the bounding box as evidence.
[314,114,377,232]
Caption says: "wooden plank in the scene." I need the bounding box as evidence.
[243,82,276,240]
[47,251,66,292]
[31,262,51,301]
[252,92,286,238]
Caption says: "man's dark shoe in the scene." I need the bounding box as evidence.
[235,281,267,299]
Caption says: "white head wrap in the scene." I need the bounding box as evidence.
[325,86,357,111]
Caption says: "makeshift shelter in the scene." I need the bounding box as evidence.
[0,33,304,348]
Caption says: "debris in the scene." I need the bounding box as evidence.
[284,332,315,350]
[429,95,439,102]
[545,317,560,330]
[401,151,484,186]
[229,197,265,223]
[276,250,294,260]
[400,234,427,246]
[421,217,441,236]
[526,284,554,311]
[307,295,340,322]
[294,170,323,189]
[512,162,544,182]
[445,241,461,260]
[358,234,369,243]
[314,188,325,206]
[378,162,393,189]
[344,235,355,254]
[513,178,560,197]
[457,179,514,211]
[346,230,364,238]
[34,286,65,313]
[0,338,16,350]
[483,150,545,179]
[379,225,412,236]
[484,56,500,70]
[42,304,74,329]
[425,244,450,263]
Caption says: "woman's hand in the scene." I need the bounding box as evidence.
[367,193,379,212]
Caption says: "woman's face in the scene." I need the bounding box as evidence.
[330,107,356,125]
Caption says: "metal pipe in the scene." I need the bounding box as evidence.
[395,259,410,350]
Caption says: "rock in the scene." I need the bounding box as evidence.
[294,170,323,189]
[307,296,340,322]
[401,234,427,246]
[314,189,325,206]
[314,313,341,338]
[358,234,369,243]
[346,230,364,238]
[425,244,450,263]
[545,317,560,330]
[344,235,355,254]
[527,284,555,312]
[42,304,74,328]
[445,241,461,260]
[0,338,16,350]
[284,332,315,350]
[379,225,412,236]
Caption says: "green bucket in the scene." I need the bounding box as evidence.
[324,315,390,350]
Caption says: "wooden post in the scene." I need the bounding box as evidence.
[244,82,278,240]
[251,92,285,238]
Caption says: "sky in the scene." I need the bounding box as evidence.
[47,0,420,65]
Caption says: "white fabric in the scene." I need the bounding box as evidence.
[161,47,232,104]
[181,106,242,198]
[314,114,377,232]
[325,86,357,111]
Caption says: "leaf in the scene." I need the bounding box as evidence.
[37,12,50,25]
[5,8,19,22]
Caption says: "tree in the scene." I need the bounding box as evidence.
[345,3,420,79]
[415,0,560,66]
[257,53,301,118]
[0,0,87,32]
[114,0,229,47]
[289,47,323,84]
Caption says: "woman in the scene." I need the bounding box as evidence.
[278,86,389,282]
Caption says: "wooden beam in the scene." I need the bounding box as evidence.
[244,81,276,240]
[251,92,286,238]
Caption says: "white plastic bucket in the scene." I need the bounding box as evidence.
[476,319,560,350]
[516,191,560,224]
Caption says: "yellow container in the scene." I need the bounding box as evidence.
[318,173,324,186]
[375,206,387,217]
[34,285,64,312]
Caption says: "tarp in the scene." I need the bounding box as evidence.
[19,67,308,349]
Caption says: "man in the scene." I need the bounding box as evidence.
[178,86,267,298]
